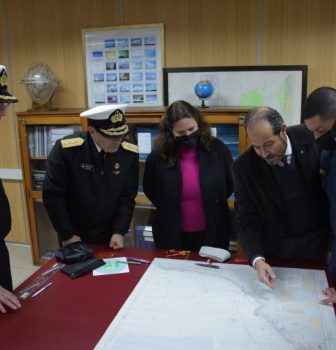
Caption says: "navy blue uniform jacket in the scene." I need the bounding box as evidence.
[43,132,138,244]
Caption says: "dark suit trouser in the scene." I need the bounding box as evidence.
[0,240,13,291]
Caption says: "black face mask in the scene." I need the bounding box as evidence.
[315,121,336,151]
[175,129,200,148]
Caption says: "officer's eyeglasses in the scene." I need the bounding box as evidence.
[0,103,10,111]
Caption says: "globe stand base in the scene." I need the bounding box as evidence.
[27,99,59,112]
[197,99,209,108]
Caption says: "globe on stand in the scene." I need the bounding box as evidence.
[194,80,214,108]
[21,62,59,112]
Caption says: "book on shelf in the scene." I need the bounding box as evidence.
[212,124,239,159]
[135,240,154,249]
[28,125,80,158]
[31,169,46,190]
[136,125,159,160]
[229,240,237,253]
[135,225,154,248]
[135,225,153,237]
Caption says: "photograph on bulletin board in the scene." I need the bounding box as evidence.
[82,23,165,108]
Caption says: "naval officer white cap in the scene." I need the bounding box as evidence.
[80,104,128,138]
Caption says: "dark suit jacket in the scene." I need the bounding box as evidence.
[143,138,234,250]
[0,179,13,291]
[232,124,328,263]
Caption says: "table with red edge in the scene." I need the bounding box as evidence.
[1,245,334,350]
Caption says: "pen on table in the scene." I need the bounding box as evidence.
[195,258,220,269]
[116,260,141,265]
[31,282,52,298]
[126,257,151,264]
[195,263,220,269]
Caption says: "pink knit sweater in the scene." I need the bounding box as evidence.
[179,145,206,232]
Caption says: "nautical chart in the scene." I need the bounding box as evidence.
[95,258,336,350]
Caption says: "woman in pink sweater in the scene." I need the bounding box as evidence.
[144,100,234,251]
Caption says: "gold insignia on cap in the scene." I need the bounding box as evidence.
[100,124,129,137]
[110,109,124,123]
[319,168,327,175]
[0,71,8,87]
[0,95,16,101]
[115,163,120,169]
[61,137,85,148]
[121,141,139,153]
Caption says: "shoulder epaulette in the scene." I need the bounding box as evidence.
[121,141,139,154]
[61,137,85,148]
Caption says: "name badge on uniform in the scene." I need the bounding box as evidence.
[80,164,95,171]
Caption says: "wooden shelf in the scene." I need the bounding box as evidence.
[17,107,251,263]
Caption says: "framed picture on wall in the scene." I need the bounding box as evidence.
[82,23,165,108]
[163,65,308,126]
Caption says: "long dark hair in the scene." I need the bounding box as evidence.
[154,100,213,167]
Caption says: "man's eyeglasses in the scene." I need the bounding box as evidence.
[0,103,10,111]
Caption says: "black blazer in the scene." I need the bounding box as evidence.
[143,138,234,250]
[232,124,328,262]
[0,179,13,291]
